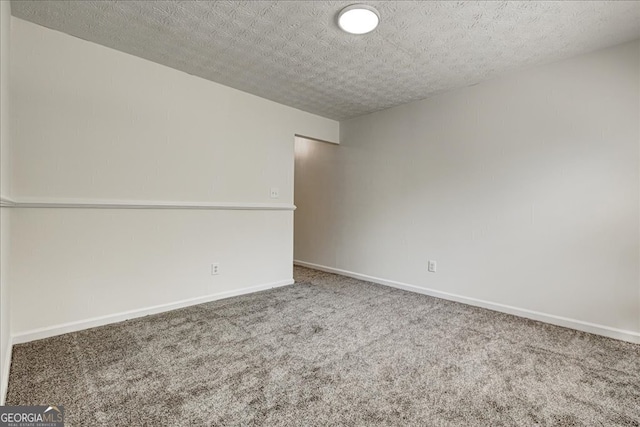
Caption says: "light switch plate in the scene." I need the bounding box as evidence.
[428,260,437,273]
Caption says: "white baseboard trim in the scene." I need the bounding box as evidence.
[12,279,294,345]
[294,260,640,345]
[1,337,12,405]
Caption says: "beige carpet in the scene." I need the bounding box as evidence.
[7,266,640,426]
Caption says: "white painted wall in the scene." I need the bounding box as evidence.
[10,18,338,337]
[0,207,9,404]
[0,0,11,404]
[11,209,293,337]
[295,41,640,341]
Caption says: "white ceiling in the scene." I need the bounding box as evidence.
[11,1,640,121]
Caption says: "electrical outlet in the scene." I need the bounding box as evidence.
[270,187,280,199]
[211,263,220,275]
[428,260,437,273]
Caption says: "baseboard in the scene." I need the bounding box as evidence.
[12,279,294,345]
[294,260,640,345]
[1,337,12,405]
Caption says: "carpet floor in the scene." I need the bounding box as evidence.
[6,266,640,426]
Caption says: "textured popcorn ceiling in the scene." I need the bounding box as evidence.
[11,1,640,120]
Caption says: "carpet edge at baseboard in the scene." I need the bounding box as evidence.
[11,279,295,346]
[293,260,640,345]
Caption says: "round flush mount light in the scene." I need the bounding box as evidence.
[338,4,380,35]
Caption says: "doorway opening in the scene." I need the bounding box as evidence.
[293,134,339,280]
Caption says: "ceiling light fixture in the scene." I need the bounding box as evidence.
[338,4,380,35]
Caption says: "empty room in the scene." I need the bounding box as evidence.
[0,1,639,425]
